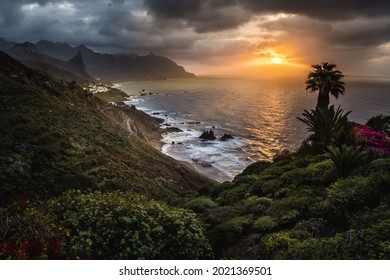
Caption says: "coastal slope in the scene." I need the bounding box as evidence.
[0,50,212,205]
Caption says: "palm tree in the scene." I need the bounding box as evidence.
[297,105,351,149]
[305,62,345,109]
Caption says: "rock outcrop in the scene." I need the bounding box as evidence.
[199,130,216,140]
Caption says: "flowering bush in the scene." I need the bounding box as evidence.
[354,124,390,156]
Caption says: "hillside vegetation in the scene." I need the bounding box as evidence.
[0,51,213,259]
[1,52,389,259]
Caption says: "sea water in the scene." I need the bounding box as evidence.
[115,76,390,182]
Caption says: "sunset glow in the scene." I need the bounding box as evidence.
[272,57,281,64]
[1,1,389,78]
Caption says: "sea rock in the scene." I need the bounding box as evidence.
[199,130,216,140]
[220,134,234,141]
[192,158,212,167]
[165,127,183,133]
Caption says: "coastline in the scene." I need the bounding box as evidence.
[95,83,236,182]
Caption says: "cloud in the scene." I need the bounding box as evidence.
[240,0,390,20]
[0,0,389,76]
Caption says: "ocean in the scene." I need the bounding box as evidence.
[115,76,390,182]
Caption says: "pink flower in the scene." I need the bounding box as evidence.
[354,124,390,156]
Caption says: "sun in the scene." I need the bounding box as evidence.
[272,57,281,64]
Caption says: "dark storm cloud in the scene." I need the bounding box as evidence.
[144,0,250,33]
[240,0,390,20]
[328,18,390,48]
[142,0,390,54]
[0,0,389,75]
[144,0,390,24]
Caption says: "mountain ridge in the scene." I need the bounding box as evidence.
[0,38,196,82]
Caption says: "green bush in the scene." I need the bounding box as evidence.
[264,232,298,259]
[278,210,301,228]
[303,159,336,185]
[285,220,390,259]
[0,190,213,259]
[209,216,252,246]
[294,218,327,237]
[297,105,351,149]
[273,149,295,162]
[328,176,380,216]
[209,181,234,199]
[238,161,272,176]
[362,158,390,175]
[370,172,390,195]
[253,216,277,233]
[216,184,252,205]
[327,145,366,177]
[366,114,390,135]
[237,196,273,215]
[183,196,218,213]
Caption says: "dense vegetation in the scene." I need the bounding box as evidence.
[0,51,213,259]
[1,53,389,259]
[176,106,390,259]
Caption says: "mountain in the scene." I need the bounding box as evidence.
[0,50,212,205]
[35,39,77,61]
[5,42,94,82]
[74,46,196,81]
[0,37,15,50]
[67,51,87,72]
[1,38,195,82]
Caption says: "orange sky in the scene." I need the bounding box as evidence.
[2,1,390,78]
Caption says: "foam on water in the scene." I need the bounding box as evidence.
[122,93,251,181]
[115,77,390,182]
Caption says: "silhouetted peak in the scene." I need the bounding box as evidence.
[37,39,72,48]
[77,44,92,51]
[67,51,86,72]
[16,42,38,53]
[0,37,16,51]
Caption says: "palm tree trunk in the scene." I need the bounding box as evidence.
[316,85,330,109]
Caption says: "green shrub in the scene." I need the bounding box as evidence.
[216,184,252,205]
[286,220,390,259]
[273,149,295,162]
[297,105,351,149]
[253,216,277,233]
[238,161,272,176]
[209,181,234,199]
[0,190,213,259]
[370,172,390,195]
[294,218,327,237]
[237,196,273,215]
[277,168,308,187]
[251,179,279,197]
[303,159,336,184]
[366,114,390,135]
[362,158,390,175]
[183,196,218,213]
[273,188,320,215]
[264,232,298,259]
[209,216,253,250]
[327,145,366,177]
[328,176,380,216]
[278,210,301,228]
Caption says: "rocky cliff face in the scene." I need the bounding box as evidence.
[5,42,94,82]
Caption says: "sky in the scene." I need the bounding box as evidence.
[1,0,390,77]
